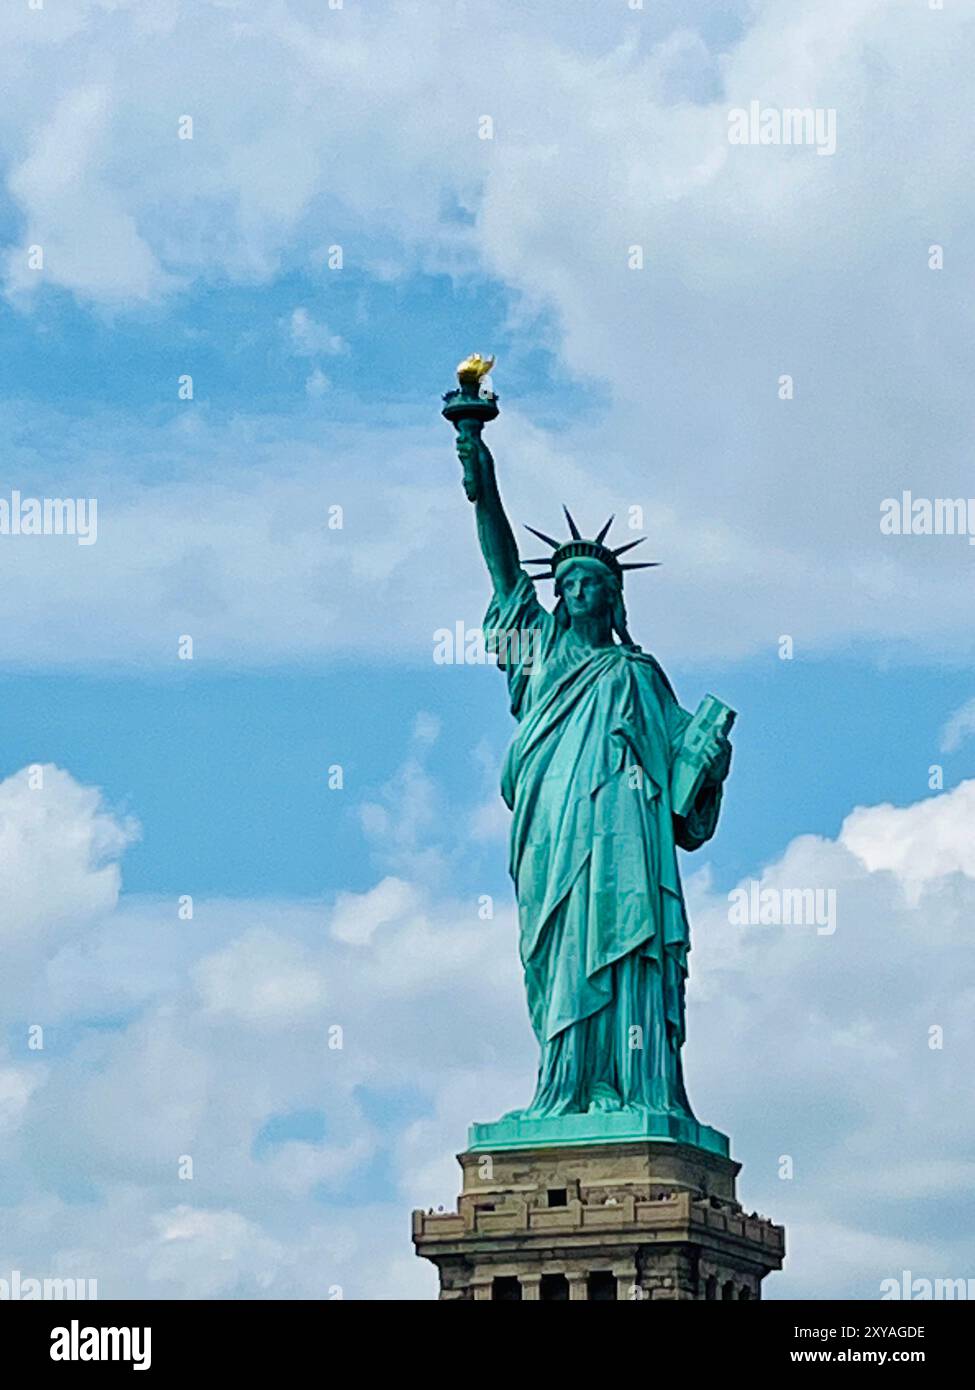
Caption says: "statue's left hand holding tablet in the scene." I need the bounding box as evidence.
[703,729,733,785]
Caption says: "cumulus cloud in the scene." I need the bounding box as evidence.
[0,1065,44,1137]
[0,762,522,1299]
[1,0,974,1304]
[303,366,330,398]
[330,877,420,947]
[4,85,170,305]
[940,697,975,754]
[0,763,137,950]
[0,758,972,1297]
[840,779,975,896]
[192,929,326,1023]
[682,781,975,1295]
[286,308,348,359]
[145,1207,283,1299]
[0,1,973,664]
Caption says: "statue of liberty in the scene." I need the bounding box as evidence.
[449,361,733,1138]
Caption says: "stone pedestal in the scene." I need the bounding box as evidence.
[412,1140,784,1301]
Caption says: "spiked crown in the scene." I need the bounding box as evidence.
[523,507,659,584]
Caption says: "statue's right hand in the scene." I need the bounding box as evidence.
[455,431,476,470]
[456,430,490,469]
[455,428,491,502]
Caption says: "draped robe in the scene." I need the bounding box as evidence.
[485,572,724,1119]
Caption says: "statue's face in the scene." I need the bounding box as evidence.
[557,560,614,621]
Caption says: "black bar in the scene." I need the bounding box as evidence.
[2,1298,968,1377]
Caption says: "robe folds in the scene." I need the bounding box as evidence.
[485,572,723,1117]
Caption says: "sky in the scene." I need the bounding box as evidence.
[1,0,974,1300]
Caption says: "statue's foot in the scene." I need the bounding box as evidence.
[516,1100,582,1119]
[587,1084,623,1114]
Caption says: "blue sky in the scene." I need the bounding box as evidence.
[3,659,975,902]
[1,0,975,1301]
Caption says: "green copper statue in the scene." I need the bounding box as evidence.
[444,357,734,1151]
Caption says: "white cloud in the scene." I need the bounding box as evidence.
[304,366,330,397]
[0,762,522,1298]
[411,711,441,747]
[286,308,348,358]
[0,760,973,1298]
[2,0,975,1300]
[0,763,137,950]
[468,792,509,843]
[4,86,170,304]
[356,719,450,878]
[940,698,975,754]
[192,929,326,1023]
[145,1207,283,1298]
[678,790,975,1295]
[840,780,975,897]
[0,1065,44,1137]
[330,876,419,947]
[0,3,973,663]
[259,1135,375,1201]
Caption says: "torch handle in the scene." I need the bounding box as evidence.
[455,417,483,502]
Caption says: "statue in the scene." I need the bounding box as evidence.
[443,357,735,1149]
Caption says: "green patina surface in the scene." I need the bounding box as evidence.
[467,1112,730,1157]
[445,366,735,1155]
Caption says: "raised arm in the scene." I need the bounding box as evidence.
[455,425,521,598]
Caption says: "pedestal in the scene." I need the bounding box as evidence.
[412,1139,785,1301]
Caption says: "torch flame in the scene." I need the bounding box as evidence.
[456,353,496,385]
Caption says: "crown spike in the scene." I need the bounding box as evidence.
[523,524,560,549]
[520,510,659,583]
[612,537,646,558]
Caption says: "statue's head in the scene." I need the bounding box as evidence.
[554,557,616,620]
[524,509,658,648]
[553,557,638,645]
